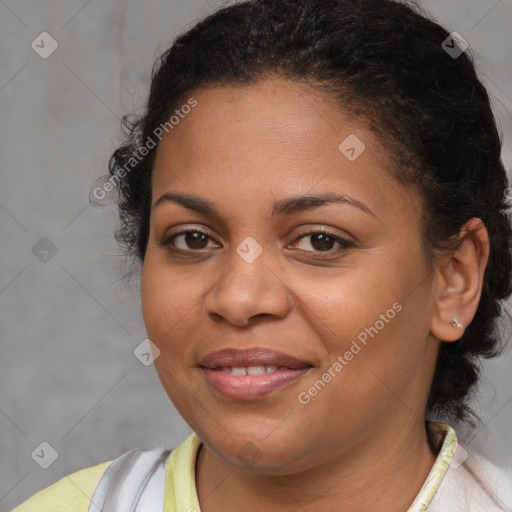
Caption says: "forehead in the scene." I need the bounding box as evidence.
[156,78,369,163]
[151,78,422,222]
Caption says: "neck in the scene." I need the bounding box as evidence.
[195,418,440,512]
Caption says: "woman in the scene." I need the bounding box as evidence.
[12,0,512,510]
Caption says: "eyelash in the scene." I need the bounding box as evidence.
[160,227,354,256]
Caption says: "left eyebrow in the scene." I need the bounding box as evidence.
[271,192,376,218]
[152,191,376,218]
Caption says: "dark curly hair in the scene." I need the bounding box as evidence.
[104,0,512,428]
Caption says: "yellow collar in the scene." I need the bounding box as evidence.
[163,422,457,512]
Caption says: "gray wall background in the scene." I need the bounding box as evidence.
[1,1,511,510]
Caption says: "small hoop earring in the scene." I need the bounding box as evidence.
[450,319,463,328]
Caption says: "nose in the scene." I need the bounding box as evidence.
[204,245,292,327]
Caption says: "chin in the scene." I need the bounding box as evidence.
[197,420,318,474]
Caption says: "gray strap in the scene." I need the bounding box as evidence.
[87,448,171,512]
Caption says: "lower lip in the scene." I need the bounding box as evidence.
[202,367,310,400]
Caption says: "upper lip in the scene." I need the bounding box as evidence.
[200,348,311,369]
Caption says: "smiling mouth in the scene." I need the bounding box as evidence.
[201,365,311,400]
[199,347,312,400]
[218,365,279,375]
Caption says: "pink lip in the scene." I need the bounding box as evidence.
[200,348,312,401]
[201,347,310,369]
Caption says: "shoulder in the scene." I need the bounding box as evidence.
[430,444,512,511]
[10,435,201,512]
[11,460,112,512]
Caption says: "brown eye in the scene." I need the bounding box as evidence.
[161,229,218,251]
[309,233,336,251]
[294,231,354,254]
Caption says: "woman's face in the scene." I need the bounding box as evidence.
[141,78,440,473]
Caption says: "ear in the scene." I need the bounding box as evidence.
[430,218,490,342]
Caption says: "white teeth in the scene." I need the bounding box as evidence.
[221,365,279,375]
[231,367,248,376]
[247,365,265,375]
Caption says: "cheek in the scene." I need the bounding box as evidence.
[297,262,402,347]
[140,254,208,388]
[312,272,432,408]
[141,260,201,403]
[140,260,167,340]
[303,250,430,377]
[141,255,196,339]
